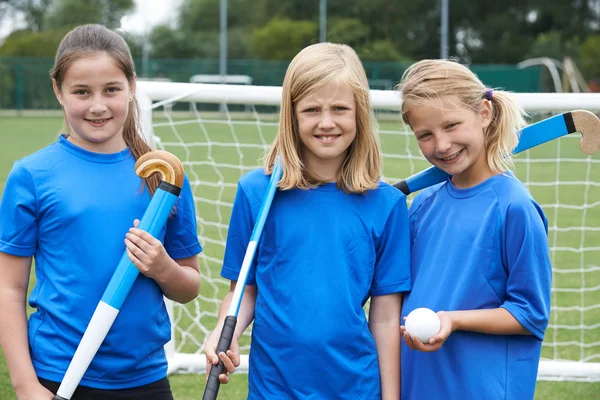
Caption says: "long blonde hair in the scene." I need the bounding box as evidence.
[263,43,381,194]
[51,24,160,194]
[398,59,527,174]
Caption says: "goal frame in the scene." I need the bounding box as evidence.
[136,80,600,381]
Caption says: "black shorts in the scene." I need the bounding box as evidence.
[39,377,174,400]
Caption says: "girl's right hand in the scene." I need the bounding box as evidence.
[400,311,453,352]
[15,382,54,400]
[203,330,241,384]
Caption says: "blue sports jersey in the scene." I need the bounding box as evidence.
[402,173,552,400]
[0,135,202,389]
[221,168,411,399]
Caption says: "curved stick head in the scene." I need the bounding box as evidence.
[571,110,600,155]
[135,150,185,188]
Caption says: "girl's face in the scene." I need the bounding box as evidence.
[53,53,134,154]
[294,81,357,181]
[407,95,492,188]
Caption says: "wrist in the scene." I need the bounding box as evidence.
[445,310,460,332]
[12,373,38,394]
[152,257,178,283]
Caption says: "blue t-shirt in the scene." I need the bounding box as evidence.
[222,168,411,400]
[402,173,552,400]
[0,135,202,389]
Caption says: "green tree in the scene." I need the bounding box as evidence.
[149,25,200,59]
[0,26,72,56]
[251,0,319,22]
[526,30,581,61]
[175,0,263,58]
[119,30,143,58]
[327,18,369,49]
[5,0,52,31]
[358,40,406,62]
[149,0,600,64]
[579,35,600,80]
[179,0,220,33]
[449,0,600,63]
[47,0,134,30]
[253,17,317,60]
[148,25,252,60]
[179,0,265,33]
[528,0,600,40]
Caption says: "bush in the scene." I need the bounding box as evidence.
[253,17,317,60]
[0,27,74,57]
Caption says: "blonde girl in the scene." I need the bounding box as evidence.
[204,43,411,399]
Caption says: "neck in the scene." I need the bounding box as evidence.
[304,154,345,182]
[451,164,494,188]
[66,134,127,154]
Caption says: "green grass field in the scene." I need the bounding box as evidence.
[0,114,599,399]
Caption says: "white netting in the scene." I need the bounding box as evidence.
[136,81,600,381]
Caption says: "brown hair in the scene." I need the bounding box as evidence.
[398,59,527,174]
[51,24,160,193]
[263,42,381,194]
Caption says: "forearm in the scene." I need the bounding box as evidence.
[370,319,401,400]
[448,308,530,335]
[0,287,37,394]
[216,285,256,339]
[369,294,401,400]
[154,258,200,303]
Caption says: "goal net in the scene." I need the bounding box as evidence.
[136,81,600,382]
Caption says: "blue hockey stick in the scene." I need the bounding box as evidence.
[394,110,600,195]
[202,158,283,400]
[54,150,185,400]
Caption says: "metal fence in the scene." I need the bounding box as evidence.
[0,57,542,110]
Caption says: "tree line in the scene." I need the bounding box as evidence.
[1,0,599,80]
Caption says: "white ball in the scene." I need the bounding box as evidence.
[405,307,441,344]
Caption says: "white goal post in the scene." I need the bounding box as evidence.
[136,80,600,382]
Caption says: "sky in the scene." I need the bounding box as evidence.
[0,0,181,39]
[120,0,181,35]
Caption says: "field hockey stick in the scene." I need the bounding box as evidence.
[202,158,283,400]
[393,110,600,195]
[54,150,184,400]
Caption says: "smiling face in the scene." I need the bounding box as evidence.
[53,52,134,154]
[294,80,357,181]
[406,95,493,188]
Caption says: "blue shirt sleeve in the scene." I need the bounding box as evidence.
[0,161,38,256]
[408,183,443,246]
[500,199,552,341]
[221,183,256,285]
[371,195,411,296]
[164,174,202,259]
[408,196,422,247]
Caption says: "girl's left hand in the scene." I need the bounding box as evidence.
[400,311,453,352]
[125,219,170,279]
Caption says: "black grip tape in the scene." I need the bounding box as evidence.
[393,179,411,196]
[563,112,576,134]
[202,315,238,400]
